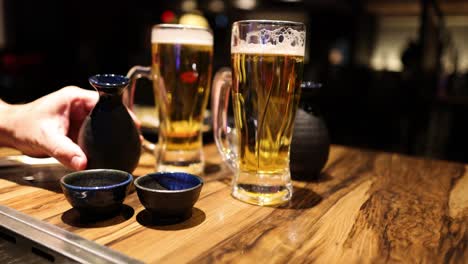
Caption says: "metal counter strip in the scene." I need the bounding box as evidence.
[0,205,142,264]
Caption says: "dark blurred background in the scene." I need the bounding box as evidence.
[1,0,468,162]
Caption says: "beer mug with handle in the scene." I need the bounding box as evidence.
[212,20,306,206]
[126,24,213,175]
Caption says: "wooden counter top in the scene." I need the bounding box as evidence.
[0,144,467,263]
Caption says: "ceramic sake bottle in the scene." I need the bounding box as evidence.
[78,74,141,173]
[290,82,330,180]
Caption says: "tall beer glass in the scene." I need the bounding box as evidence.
[212,20,305,206]
[127,24,213,175]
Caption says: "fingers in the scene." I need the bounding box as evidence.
[62,86,98,112]
[42,132,87,170]
[65,86,98,142]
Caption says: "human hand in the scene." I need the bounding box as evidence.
[4,86,98,170]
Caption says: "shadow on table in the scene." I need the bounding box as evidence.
[0,165,71,193]
[292,172,333,183]
[136,207,206,230]
[61,204,134,227]
[204,162,221,175]
[278,185,322,210]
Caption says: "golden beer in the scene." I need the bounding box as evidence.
[151,25,213,174]
[210,20,306,205]
[231,52,304,202]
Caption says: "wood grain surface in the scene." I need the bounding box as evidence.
[0,144,467,263]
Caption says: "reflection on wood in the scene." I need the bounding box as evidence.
[0,144,466,263]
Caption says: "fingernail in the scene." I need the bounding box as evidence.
[71,156,85,170]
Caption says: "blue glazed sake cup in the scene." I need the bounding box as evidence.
[60,169,133,217]
[134,172,203,220]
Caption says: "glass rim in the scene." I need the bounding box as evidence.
[152,23,212,34]
[233,20,305,28]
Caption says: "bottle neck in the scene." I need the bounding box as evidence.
[96,91,124,108]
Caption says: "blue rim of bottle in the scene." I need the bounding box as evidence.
[89,74,129,89]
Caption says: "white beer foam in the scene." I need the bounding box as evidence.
[152,27,213,46]
[231,27,305,56]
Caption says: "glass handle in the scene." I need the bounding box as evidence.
[211,68,237,171]
[126,66,155,153]
[125,66,152,109]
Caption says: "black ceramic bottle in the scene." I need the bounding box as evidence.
[290,82,330,180]
[78,74,141,173]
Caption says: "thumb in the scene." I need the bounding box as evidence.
[42,134,87,170]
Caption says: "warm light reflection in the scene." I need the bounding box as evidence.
[179,13,210,28]
[371,15,468,72]
[181,0,197,12]
[329,48,344,65]
[370,16,418,72]
[234,0,256,10]
[371,52,405,72]
[209,0,225,13]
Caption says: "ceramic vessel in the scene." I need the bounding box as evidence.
[78,74,141,173]
[134,172,203,220]
[60,169,133,216]
[290,82,330,180]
